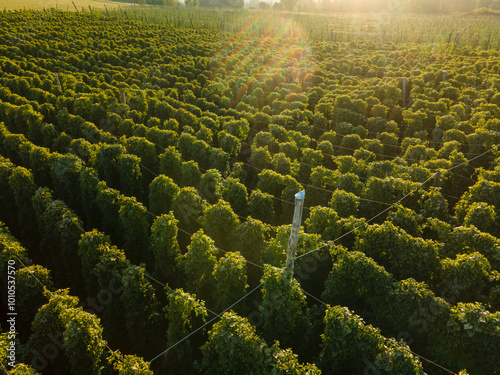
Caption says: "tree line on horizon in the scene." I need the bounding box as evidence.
[121,0,500,13]
[266,0,500,13]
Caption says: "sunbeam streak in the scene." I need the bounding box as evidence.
[210,12,315,110]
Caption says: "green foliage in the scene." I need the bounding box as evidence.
[438,252,492,303]
[221,177,249,217]
[15,265,54,336]
[209,147,230,175]
[257,170,299,215]
[120,265,162,355]
[0,222,30,276]
[35,198,84,288]
[164,288,207,373]
[8,364,40,374]
[418,188,449,221]
[86,242,128,337]
[172,186,205,233]
[125,136,159,176]
[355,222,440,282]
[78,230,111,294]
[199,169,223,204]
[362,176,419,219]
[249,189,275,224]
[119,197,150,264]
[224,119,249,140]
[298,148,323,183]
[150,213,181,281]
[117,153,144,199]
[264,225,322,268]
[320,305,383,373]
[8,166,36,214]
[212,252,248,311]
[200,200,240,250]
[165,288,207,344]
[29,290,79,373]
[249,147,272,171]
[159,146,182,183]
[307,166,337,207]
[178,230,217,299]
[337,171,364,196]
[443,226,500,271]
[200,312,268,375]
[217,131,240,157]
[463,201,497,236]
[63,308,106,375]
[328,189,359,218]
[79,167,101,228]
[148,174,179,216]
[321,306,425,374]
[381,278,450,343]
[108,352,153,375]
[233,217,269,268]
[180,160,202,188]
[259,265,307,349]
[269,346,321,375]
[387,205,423,237]
[446,303,500,374]
[49,153,84,211]
[305,206,342,241]
[323,251,393,312]
[0,157,16,224]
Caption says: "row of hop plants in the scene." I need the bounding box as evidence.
[0,93,488,374]
[1,11,494,276]
[1,7,499,287]
[4,100,496,375]
[0,106,496,374]
[1,152,436,375]
[0,176,160,374]
[1,139,430,375]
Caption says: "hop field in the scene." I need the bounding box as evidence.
[0,8,499,375]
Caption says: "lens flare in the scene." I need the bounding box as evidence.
[210,12,314,109]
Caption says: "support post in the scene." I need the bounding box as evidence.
[54,72,61,88]
[285,190,305,278]
[402,77,407,107]
[433,170,441,188]
[119,88,126,104]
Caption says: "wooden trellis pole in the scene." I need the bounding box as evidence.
[285,190,306,278]
[402,77,407,107]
